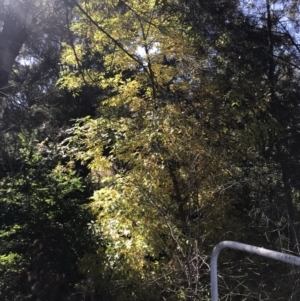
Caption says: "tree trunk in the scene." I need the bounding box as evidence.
[0,0,32,90]
[277,145,300,254]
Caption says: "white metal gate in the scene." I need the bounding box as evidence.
[210,241,300,301]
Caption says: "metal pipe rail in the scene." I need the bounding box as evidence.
[210,241,300,301]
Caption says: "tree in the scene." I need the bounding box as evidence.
[0,0,33,89]
[178,0,300,299]
[58,0,300,300]
[58,0,263,300]
[0,131,99,301]
[0,2,105,300]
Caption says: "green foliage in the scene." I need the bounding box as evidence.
[0,131,97,301]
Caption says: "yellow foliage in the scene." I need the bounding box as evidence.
[58,0,248,290]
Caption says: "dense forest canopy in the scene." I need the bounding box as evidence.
[1,0,300,300]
